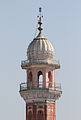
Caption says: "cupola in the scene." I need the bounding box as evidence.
[27,33,54,63]
[21,8,60,69]
[27,8,54,63]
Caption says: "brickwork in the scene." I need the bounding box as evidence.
[26,103,56,120]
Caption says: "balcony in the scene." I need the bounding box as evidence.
[21,60,60,69]
[20,82,61,91]
[19,82,62,103]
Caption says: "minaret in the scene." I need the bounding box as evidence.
[19,8,62,120]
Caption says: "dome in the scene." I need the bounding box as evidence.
[27,33,54,62]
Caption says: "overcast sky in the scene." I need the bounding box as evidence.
[0,0,81,120]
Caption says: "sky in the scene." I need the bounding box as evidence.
[0,0,81,120]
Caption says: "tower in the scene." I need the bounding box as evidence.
[19,8,62,120]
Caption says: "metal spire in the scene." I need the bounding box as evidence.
[37,8,43,34]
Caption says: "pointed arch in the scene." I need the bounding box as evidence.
[38,71,43,88]
[28,111,32,120]
[37,110,44,120]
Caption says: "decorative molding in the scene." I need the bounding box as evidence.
[20,89,62,103]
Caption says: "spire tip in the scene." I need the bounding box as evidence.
[37,8,43,34]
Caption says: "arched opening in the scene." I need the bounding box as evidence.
[38,71,43,88]
[37,110,44,120]
[29,72,32,82]
[28,111,32,120]
[48,72,52,88]
[28,72,32,88]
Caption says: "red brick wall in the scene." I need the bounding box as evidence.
[26,103,56,120]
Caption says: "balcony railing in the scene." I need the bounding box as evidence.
[20,82,61,91]
[21,60,60,65]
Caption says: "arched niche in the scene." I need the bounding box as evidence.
[37,110,44,120]
[38,71,43,88]
[28,111,32,120]
[48,71,52,88]
[29,72,32,82]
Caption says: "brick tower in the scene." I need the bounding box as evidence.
[19,8,62,120]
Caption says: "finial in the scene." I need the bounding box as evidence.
[37,7,43,34]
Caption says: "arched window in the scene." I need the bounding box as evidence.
[37,110,44,120]
[38,71,43,88]
[48,72,52,88]
[28,111,32,120]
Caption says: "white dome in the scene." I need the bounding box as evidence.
[27,33,54,62]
